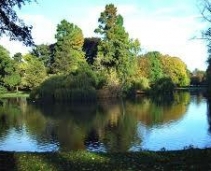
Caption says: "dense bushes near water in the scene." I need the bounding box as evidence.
[30,68,99,103]
[150,77,175,95]
[30,73,178,102]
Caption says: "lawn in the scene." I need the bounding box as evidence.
[0,91,29,98]
[0,149,211,170]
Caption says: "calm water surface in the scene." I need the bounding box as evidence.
[0,91,211,152]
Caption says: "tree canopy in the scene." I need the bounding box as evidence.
[83,37,100,65]
[0,45,21,90]
[52,19,85,74]
[94,4,141,91]
[19,54,46,89]
[138,52,190,86]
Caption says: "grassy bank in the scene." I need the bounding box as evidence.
[1,149,211,170]
[0,91,29,98]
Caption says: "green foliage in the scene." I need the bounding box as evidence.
[0,3,193,99]
[161,56,190,86]
[132,77,150,90]
[150,77,175,95]
[94,4,141,93]
[0,85,7,94]
[30,75,64,101]
[0,91,29,98]
[0,45,13,80]
[52,20,85,74]
[3,73,21,90]
[0,45,21,90]
[138,52,190,87]
[137,56,151,78]
[126,76,150,97]
[146,51,163,83]
[94,71,107,89]
[31,44,54,70]
[13,52,22,63]
[94,4,121,68]
[30,66,98,102]
[20,54,47,89]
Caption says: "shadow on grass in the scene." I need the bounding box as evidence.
[2,149,211,170]
[0,151,17,171]
[26,150,211,171]
[24,151,169,171]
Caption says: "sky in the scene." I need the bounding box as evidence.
[0,0,209,71]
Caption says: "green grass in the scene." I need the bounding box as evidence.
[0,91,29,98]
[1,149,211,170]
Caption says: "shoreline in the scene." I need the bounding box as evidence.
[1,148,211,170]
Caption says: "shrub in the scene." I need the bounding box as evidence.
[0,85,7,94]
[132,77,150,90]
[30,69,97,103]
[150,77,175,95]
[125,77,150,97]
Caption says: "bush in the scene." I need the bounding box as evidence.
[30,69,97,103]
[150,77,175,95]
[0,85,7,94]
[125,77,150,97]
[132,77,150,90]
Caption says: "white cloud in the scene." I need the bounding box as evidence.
[118,5,208,71]
[0,14,56,56]
[0,36,30,56]
[22,14,56,44]
[65,6,104,38]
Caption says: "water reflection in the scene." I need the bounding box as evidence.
[207,97,211,133]
[0,91,210,152]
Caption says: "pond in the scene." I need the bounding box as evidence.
[0,91,210,152]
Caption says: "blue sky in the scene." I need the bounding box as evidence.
[0,0,209,71]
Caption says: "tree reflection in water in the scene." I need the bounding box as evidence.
[0,91,208,152]
[207,97,211,133]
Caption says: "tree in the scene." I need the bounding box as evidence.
[20,54,46,89]
[160,55,190,86]
[31,44,54,73]
[190,68,206,85]
[94,4,140,91]
[0,45,13,81]
[3,73,21,91]
[138,51,163,84]
[13,52,23,62]
[95,5,127,69]
[52,20,85,74]
[83,37,100,65]
[137,55,151,78]
[0,0,35,46]
[0,45,21,90]
[137,52,190,87]
[146,51,163,83]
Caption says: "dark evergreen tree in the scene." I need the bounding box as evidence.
[52,20,85,74]
[83,37,100,65]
